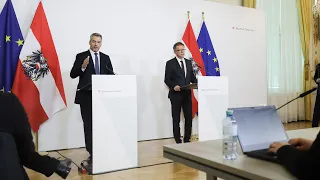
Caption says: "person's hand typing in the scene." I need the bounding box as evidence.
[269,142,289,153]
[288,138,313,151]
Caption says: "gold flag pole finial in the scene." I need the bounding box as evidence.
[187,11,190,20]
[202,12,205,21]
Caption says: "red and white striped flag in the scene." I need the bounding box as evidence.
[182,20,206,118]
[12,2,66,132]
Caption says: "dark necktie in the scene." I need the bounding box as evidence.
[180,60,185,76]
[94,52,100,74]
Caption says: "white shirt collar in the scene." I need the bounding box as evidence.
[176,56,187,77]
[176,56,184,62]
[89,49,100,56]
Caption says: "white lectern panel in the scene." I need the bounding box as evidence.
[198,76,228,141]
[92,75,137,174]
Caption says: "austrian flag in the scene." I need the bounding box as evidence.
[182,20,206,118]
[12,2,66,132]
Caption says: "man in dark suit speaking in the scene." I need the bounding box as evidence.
[164,42,197,144]
[70,33,114,166]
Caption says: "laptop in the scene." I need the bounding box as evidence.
[228,105,288,163]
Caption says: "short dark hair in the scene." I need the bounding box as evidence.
[173,42,184,50]
[90,33,102,41]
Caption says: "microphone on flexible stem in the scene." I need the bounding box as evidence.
[105,65,117,75]
[276,87,317,110]
[195,63,202,69]
[77,67,116,91]
[77,82,92,91]
[189,58,203,72]
[194,63,216,76]
[189,58,216,76]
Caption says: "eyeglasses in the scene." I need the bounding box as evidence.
[175,49,186,52]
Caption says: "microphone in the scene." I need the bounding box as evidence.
[88,55,117,75]
[77,66,116,91]
[276,87,317,110]
[299,87,317,98]
[195,63,202,69]
[77,82,91,91]
[189,58,201,69]
[189,58,216,76]
[105,65,117,75]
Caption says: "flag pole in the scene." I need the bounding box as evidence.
[186,10,199,142]
[35,131,39,152]
[202,12,205,21]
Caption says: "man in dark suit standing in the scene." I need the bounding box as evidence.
[312,63,320,127]
[164,42,197,144]
[70,33,114,165]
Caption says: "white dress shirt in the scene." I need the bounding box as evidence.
[89,49,100,67]
[176,57,186,77]
[82,49,100,71]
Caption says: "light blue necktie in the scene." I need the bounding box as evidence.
[94,52,100,74]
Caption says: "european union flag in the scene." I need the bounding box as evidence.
[0,0,24,92]
[197,22,220,76]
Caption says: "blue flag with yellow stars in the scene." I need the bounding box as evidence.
[197,22,220,76]
[0,0,24,92]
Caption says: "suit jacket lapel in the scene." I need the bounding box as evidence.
[86,50,94,74]
[185,59,190,79]
[99,52,105,74]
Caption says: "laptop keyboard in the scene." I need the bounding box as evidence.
[252,149,277,158]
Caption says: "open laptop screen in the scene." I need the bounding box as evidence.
[229,106,288,152]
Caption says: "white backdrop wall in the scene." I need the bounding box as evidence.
[0,0,266,151]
